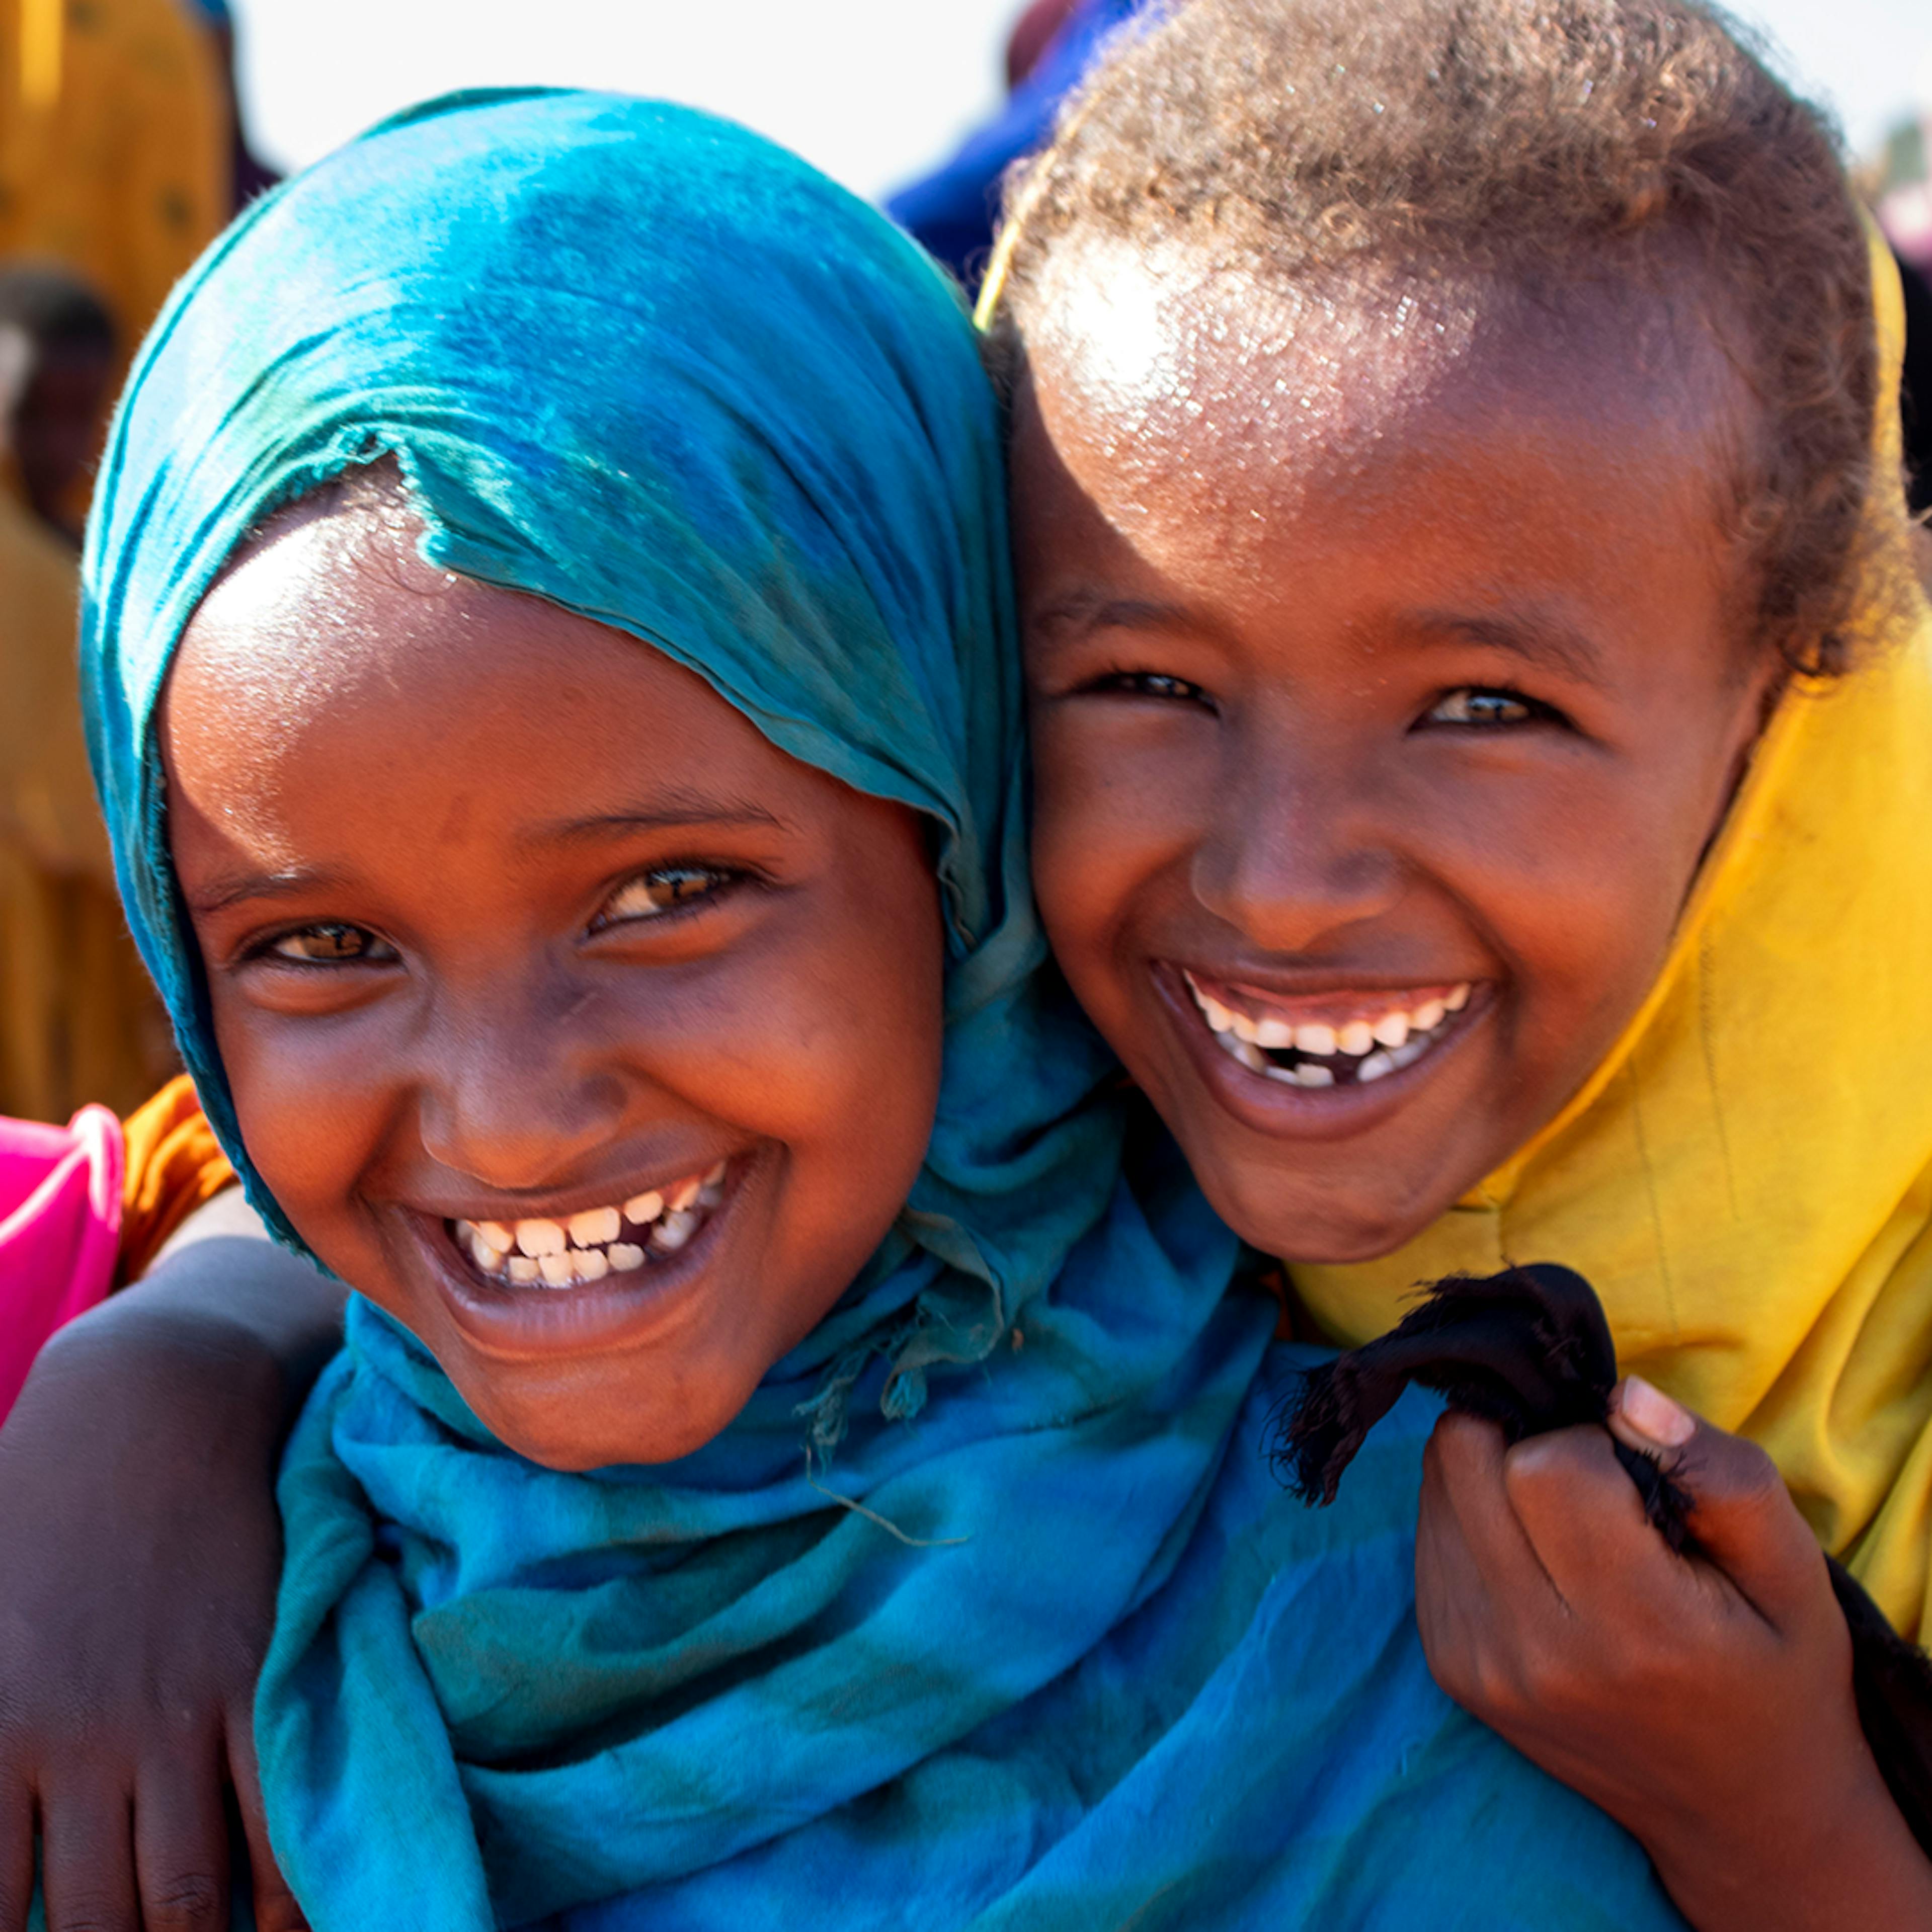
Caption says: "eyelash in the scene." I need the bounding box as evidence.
[247,864,746,968]
[255,922,397,968]
[1076,671,1568,737]
[1420,686,1569,731]
[1080,669,1214,707]
[588,862,744,932]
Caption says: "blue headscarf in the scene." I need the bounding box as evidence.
[80,92,1693,1931]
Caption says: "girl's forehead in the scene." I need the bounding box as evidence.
[1020,238,1745,500]
[165,511,833,843]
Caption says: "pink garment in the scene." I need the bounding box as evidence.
[0,1105,124,1423]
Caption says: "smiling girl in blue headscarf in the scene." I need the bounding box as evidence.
[46,88,1707,1928]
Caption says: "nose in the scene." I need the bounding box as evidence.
[1190,719,1406,952]
[414,974,629,1193]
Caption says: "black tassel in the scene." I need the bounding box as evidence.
[1270,1262,1932,1858]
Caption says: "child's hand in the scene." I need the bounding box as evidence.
[1415,1381,1932,1932]
[0,1218,342,1932]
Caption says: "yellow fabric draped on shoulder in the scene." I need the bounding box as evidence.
[1291,236,1932,1638]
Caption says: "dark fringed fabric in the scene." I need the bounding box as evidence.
[1270,1263,1932,1858]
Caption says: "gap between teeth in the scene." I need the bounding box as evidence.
[1184,974,1470,1087]
[457,1162,727,1287]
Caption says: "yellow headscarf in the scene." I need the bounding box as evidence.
[1291,237,1932,1638]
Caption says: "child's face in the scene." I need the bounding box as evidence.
[162,507,944,1469]
[1012,259,1780,1264]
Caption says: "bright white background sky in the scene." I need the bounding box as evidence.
[235,0,1932,205]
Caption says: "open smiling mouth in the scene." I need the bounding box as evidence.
[451,1160,731,1290]
[1183,970,1472,1089]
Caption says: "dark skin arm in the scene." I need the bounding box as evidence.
[0,1202,344,1932]
[1417,1379,1932,1931]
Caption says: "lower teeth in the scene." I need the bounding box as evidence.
[461,1166,728,1286]
[1220,1023,1441,1088]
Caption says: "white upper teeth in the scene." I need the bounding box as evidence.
[516,1218,567,1257]
[1183,972,1473,1089]
[567,1206,621,1247]
[455,1160,732,1289]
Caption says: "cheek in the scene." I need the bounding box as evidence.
[1411,737,1734,1054]
[634,845,944,1235]
[1028,703,1211,979]
[205,991,406,1269]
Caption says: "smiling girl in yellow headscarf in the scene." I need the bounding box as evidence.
[977,0,1932,1910]
[991,0,1932,1665]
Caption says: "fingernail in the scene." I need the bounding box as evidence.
[1616,1375,1696,1448]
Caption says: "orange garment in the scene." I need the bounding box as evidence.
[115,1072,233,1283]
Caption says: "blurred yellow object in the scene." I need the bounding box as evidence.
[0,485,172,1119]
[0,0,213,1114]
[19,0,60,109]
[0,0,224,523]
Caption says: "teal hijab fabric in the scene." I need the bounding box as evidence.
[79,91,1691,1930]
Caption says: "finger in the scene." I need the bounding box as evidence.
[1423,1411,1565,1608]
[1415,1432,1503,1690]
[40,1784,137,1932]
[0,1774,33,1932]
[133,1746,230,1932]
[1500,1423,1664,1606]
[1609,1377,1829,1627]
[227,1706,307,1931]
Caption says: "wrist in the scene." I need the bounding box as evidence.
[1644,1744,1932,1932]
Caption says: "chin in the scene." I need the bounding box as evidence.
[464,1370,753,1472]
[1209,1158,1458,1266]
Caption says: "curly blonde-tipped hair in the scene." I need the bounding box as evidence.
[985,0,1921,678]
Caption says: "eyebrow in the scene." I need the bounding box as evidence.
[529,793,791,849]
[1032,586,1611,690]
[184,866,354,916]
[1027,589,1209,646]
[1405,609,1612,689]
[183,797,792,916]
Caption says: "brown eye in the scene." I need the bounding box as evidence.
[267,923,395,964]
[595,865,733,929]
[1089,670,1211,704]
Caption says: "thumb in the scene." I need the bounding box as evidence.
[1608,1376,1828,1629]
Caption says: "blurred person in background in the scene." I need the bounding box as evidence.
[0,0,233,1122]
[0,0,227,528]
[0,262,111,542]
[1892,243,1932,519]
[0,265,174,1120]
[176,0,281,208]
[888,0,1147,286]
